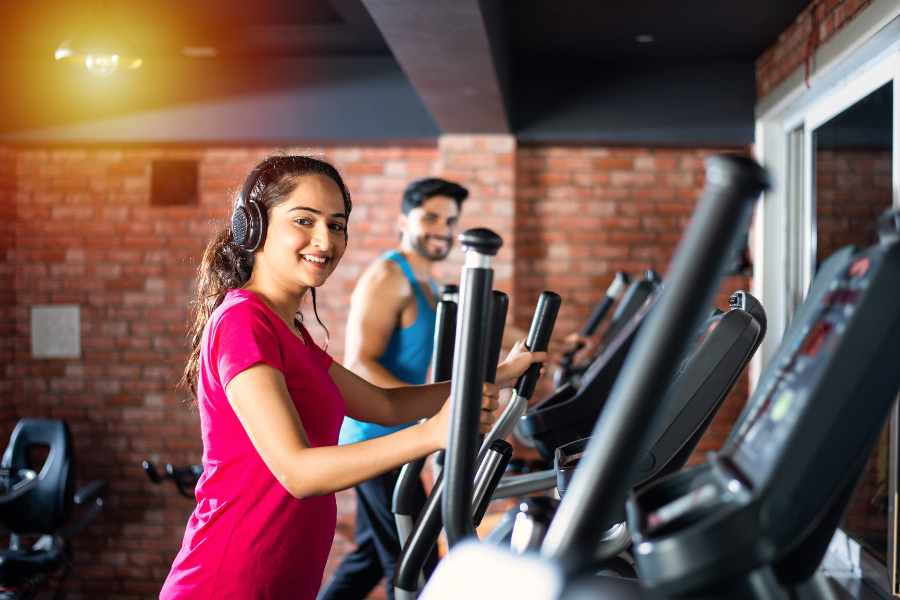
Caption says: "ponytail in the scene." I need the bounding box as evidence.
[180,228,252,396]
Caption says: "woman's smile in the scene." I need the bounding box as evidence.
[301,253,331,269]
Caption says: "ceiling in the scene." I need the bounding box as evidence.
[0,0,814,144]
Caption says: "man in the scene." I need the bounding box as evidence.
[319,178,465,600]
[320,178,591,600]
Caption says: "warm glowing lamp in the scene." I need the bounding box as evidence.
[54,39,142,77]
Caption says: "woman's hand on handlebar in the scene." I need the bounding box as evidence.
[495,340,547,389]
[427,383,501,448]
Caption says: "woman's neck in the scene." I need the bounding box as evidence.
[242,276,307,327]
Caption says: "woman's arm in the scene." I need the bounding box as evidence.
[330,344,546,425]
[225,363,497,499]
[329,360,450,424]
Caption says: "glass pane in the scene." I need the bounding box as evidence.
[813,81,893,563]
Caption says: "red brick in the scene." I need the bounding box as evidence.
[756,0,872,97]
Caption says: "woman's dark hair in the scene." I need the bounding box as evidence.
[181,155,353,397]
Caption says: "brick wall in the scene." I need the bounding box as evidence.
[0,147,15,442]
[816,148,892,264]
[4,141,754,598]
[756,0,873,98]
[434,135,516,296]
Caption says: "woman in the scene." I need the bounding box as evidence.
[160,156,542,599]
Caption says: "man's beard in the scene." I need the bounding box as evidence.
[412,234,453,261]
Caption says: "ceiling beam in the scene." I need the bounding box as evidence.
[359,0,510,134]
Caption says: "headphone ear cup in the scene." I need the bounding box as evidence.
[232,162,270,251]
[245,199,267,252]
[231,205,251,249]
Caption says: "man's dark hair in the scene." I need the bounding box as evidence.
[401,178,468,215]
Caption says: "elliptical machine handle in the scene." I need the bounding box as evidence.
[471,440,513,526]
[431,288,459,383]
[484,291,509,384]
[393,291,459,522]
[444,228,501,547]
[582,272,630,338]
[515,291,562,399]
[556,273,628,386]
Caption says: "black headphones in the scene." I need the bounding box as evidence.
[231,162,270,252]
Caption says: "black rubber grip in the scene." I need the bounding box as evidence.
[483,291,509,384]
[431,299,457,382]
[555,275,625,387]
[392,457,427,515]
[581,272,630,337]
[515,291,561,398]
[472,440,513,526]
[395,474,445,591]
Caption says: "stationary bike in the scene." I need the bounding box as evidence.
[0,419,106,600]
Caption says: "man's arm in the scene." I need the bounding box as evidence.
[503,323,596,365]
[344,259,416,388]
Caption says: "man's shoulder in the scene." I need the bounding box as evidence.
[354,254,411,299]
[364,254,405,281]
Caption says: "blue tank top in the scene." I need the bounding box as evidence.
[339,251,440,444]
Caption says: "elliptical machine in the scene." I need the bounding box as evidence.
[393,230,561,599]
[418,154,772,599]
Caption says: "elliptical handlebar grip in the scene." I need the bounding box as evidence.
[515,291,561,399]
[483,291,509,384]
[556,273,629,386]
[581,272,630,337]
[431,293,458,383]
[471,439,513,527]
[392,457,427,517]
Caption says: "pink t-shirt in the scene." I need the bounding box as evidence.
[160,289,346,600]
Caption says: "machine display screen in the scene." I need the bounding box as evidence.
[799,322,832,357]
[725,253,874,484]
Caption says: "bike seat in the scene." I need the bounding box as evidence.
[0,543,66,588]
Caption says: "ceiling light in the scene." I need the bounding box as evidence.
[54,39,142,77]
[635,34,655,44]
